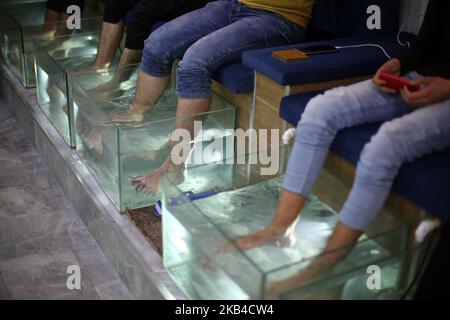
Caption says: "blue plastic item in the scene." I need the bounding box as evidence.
[152,189,220,219]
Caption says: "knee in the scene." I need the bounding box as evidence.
[142,29,174,66]
[297,89,345,134]
[175,41,213,99]
[177,41,211,75]
[359,121,407,172]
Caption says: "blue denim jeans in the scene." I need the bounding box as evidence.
[283,72,450,231]
[141,0,305,99]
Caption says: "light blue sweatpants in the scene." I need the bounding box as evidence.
[283,72,450,230]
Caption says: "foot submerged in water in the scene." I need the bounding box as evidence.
[129,161,185,195]
[111,103,150,123]
[81,129,103,154]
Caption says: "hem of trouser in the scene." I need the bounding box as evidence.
[339,215,366,232]
[139,66,171,78]
[281,183,309,198]
[177,92,212,100]
[124,44,145,50]
[102,17,123,24]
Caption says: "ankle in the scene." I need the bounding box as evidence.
[265,223,289,237]
[92,60,112,69]
[129,102,151,113]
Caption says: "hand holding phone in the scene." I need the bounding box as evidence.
[379,71,420,93]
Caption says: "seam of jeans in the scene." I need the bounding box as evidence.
[393,122,450,163]
[307,88,409,132]
[193,34,297,73]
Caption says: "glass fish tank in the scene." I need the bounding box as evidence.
[0,0,102,87]
[161,146,419,300]
[70,66,236,212]
[34,26,116,146]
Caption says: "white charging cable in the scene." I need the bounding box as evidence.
[397,14,426,49]
[335,44,392,59]
[397,20,412,49]
[335,13,426,61]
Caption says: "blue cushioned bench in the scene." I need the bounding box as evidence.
[237,0,410,143]
[217,0,403,94]
[280,92,450,223]
[240,0,450,223]
[213,63,254,94]
[124,0,404,95]
[242,33,415,87]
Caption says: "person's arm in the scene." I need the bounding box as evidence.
[401,76,450,107]
[398,0,445,74]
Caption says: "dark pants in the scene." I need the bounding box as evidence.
[103,0,208,50]
[46,0,86,13]
[414,222,450,300]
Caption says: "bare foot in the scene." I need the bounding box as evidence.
[94,89,125,102]
[266,266,338,300]
[222,226,295,252]
[129,160,184,195]
[128,160,172,195]
[266,270,313,299]
[70,64,111,78]
[46,85,68,113]
[7,46,21,64]
[111,103,150,123]
[81,129,103,154]
[88,79,120,94]
[41,37,69,52]
[200,257,218,271]
[38,30,57,40]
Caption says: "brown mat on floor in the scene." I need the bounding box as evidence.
[127,205,163,255]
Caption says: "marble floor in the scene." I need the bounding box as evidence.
[0,99,132,300]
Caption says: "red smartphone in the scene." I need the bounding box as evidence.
[379,71,420,93]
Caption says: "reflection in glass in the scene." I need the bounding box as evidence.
[162,147,418,299]
[71,65,236,212]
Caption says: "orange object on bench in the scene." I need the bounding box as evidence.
[272,49,309,63]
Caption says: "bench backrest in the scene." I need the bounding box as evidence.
[306,0,401,40]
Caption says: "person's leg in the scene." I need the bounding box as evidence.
[116,0,208,75]
[303,99,450,290]
[93,21,124,68]
[339,103,450,232]
[130,3,306,192]
[235,77,415,250]
[267,95,450,299]
[44,0,67,36]
[100,0,186,94]
[321,99,450,260]
[91,0,207,96]
[176,7,306,105]
[111,0,231,123]
[92,0,139,68]
[120,0,162,67]
[44,0,86,37]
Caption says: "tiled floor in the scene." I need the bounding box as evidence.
[0,100,132,300]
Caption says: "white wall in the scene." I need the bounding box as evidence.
[400,0,429,34]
